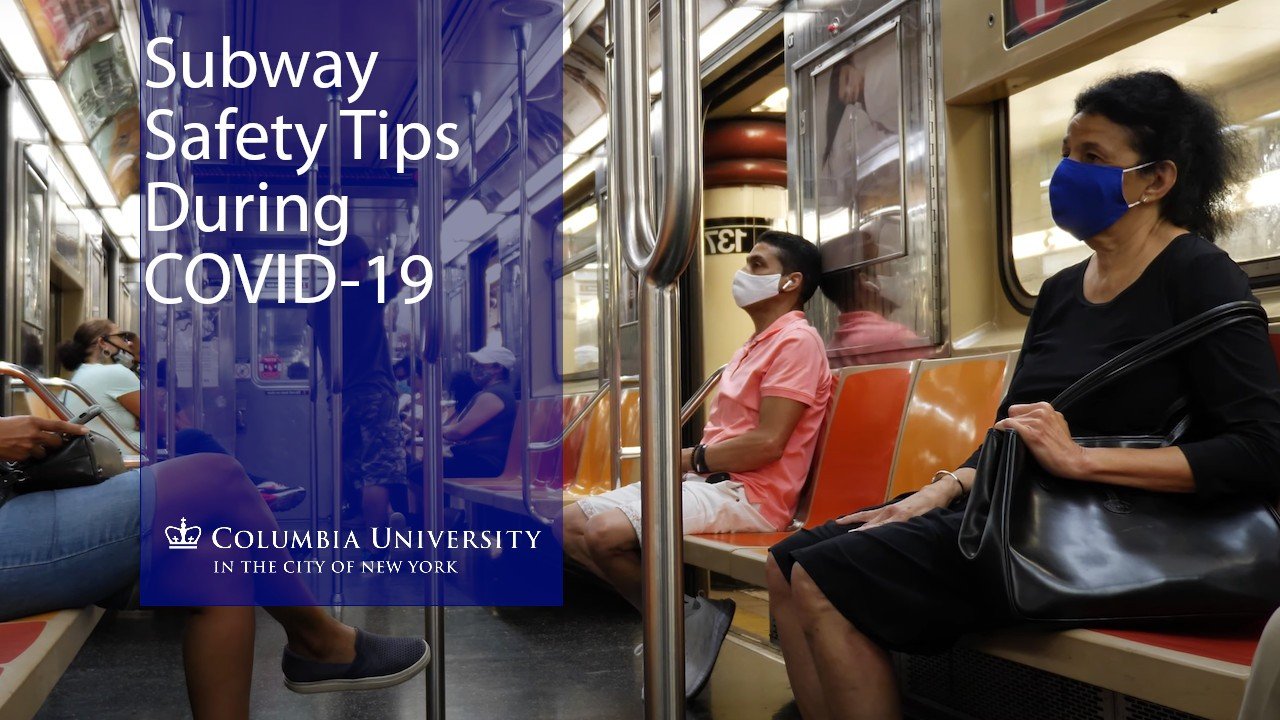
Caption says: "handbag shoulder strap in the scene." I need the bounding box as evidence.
[1051,300,1268,413]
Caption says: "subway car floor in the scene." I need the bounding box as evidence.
[35,576,803,720]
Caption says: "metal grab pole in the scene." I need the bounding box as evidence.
[606,0,702,714]
[307,165,322,587]
[327,90,345,611]
[512,23,555,526]
[419,0,446,716]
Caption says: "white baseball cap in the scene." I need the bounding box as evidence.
[467,345,517,370]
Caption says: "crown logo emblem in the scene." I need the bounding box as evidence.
[166,518,201,549]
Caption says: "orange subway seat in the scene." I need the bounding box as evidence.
[617,389,641,487]
[558,394,591,484]
[1098,626,1263,668]
[685,361,916,553]
[884,353,1012,499]
[798,362,915,526]
[0,621,46,665]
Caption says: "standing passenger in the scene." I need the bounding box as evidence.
[311,235,407,535]
[563,231,833,699]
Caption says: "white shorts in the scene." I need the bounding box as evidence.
[576,474,776,539]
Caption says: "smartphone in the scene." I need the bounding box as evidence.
[70,406,104,425]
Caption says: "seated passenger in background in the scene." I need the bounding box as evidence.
[442,345,517,478]
[563,230,833,699]
[0,415,430,718]
[57,318,142,448]
[443,370,480,425]
[767,71,1280,720]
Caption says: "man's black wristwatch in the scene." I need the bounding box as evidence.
[692,443,710,474]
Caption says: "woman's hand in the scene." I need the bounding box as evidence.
[835,480,957,532]
[0,416,88,462]
[995,402,1089,480]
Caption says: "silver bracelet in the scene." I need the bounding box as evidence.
[931,470,966,496]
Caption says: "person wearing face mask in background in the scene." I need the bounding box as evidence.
[562,230,833,700]
[441,345,518,479]
[56,320,310,512]
[56,318,143,448]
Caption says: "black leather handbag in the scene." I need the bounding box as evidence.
[958,300,1280,624]
[0,424,125,498]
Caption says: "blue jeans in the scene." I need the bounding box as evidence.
[0,470,144,621]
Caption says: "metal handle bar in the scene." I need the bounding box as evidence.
[618,366,723,460]
[526,375,639,453]
[36,377,143,454]
[680,365,724,426]
[0,362,73,420]
[609,0,702,286]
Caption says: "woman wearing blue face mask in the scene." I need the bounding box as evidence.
[767,70,1280,720]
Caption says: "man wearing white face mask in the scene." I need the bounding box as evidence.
[563,231,832,699]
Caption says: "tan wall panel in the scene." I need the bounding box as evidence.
[942,0,1223,105]
[702,185,789,378]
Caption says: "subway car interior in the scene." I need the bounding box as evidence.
[1,0,1280,718]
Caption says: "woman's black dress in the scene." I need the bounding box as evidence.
[771,234,1280,653]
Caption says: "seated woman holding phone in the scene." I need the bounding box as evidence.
[0,412,430,719]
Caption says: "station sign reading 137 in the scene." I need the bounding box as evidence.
[703,218,775,256]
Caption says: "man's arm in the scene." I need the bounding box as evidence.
[684,396,807,474]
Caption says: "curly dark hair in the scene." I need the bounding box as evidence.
[1073,70,1246,241]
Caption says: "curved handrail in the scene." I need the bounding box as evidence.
[527,375,639,453]
[36,377,143,454]
[680,365,724,427]
[0,362,73,420]
[608,0,702,286]
[619,366,724,460]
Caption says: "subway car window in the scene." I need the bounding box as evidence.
[52,194,83,275]
[20,161,49,375]
[562,202,598,263]
[1007,0,1280,296]
[254,306,311,384]
[794,0,942,364]
[559,264,601,378]
[558,200,602,380]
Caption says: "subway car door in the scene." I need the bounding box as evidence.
[234,246,330,533]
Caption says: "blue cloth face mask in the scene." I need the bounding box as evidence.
[1048,157,1157,240]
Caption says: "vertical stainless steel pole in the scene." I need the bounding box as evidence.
[419,0,446,716]
[606,0,702,715]
[597,151,622,490]
[307,166,322,568]
[327,90,345,611]
[640,281,684,718]
[512,23,554,525]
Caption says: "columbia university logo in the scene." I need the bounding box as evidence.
[166,518,202,549]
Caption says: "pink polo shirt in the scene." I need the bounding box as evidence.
[700,311,833,529]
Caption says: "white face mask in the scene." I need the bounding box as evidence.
[732,269,794,308]
[103,339,137,370]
